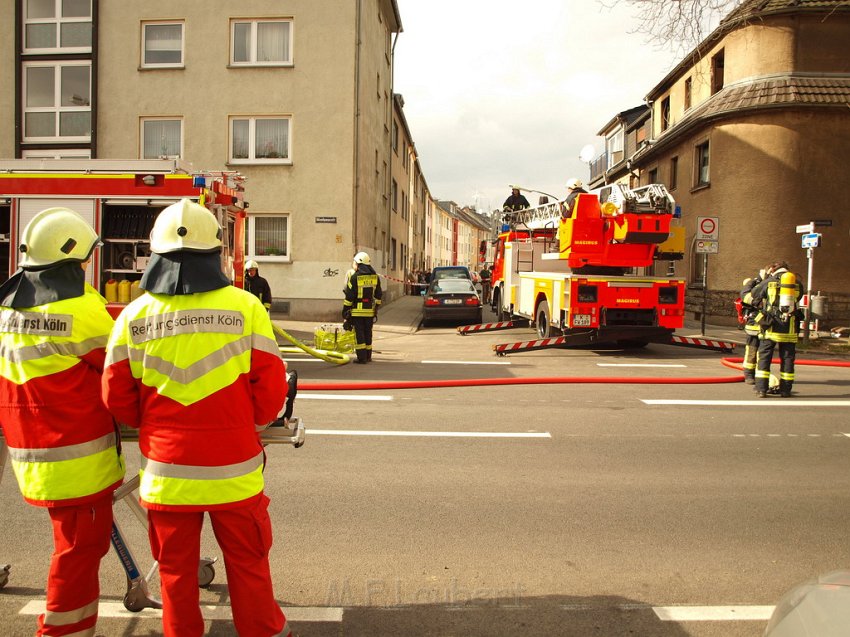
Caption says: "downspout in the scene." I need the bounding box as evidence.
[352,0,362,248]
[385,32,399,270]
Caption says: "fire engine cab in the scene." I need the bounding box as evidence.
[0,159,246,313]
[486,183,688,351]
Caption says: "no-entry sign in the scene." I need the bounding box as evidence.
[697,216,719,240]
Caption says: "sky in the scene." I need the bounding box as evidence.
[392,0,685,213]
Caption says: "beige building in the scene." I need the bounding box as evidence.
[2,0,404,320]
[593,0,850,325]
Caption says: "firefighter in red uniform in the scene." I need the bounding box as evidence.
[101,200,291,637]
[0,207,125,636]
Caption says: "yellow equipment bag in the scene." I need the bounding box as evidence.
[314,323,356,353]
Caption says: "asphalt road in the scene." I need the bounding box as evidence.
[2,314,849,636]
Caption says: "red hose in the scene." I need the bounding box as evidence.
[299,357,848,392]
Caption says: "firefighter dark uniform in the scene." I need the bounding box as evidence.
[739,272,764,384]
[244,259,273,311]
[503,187,530,212]
[0,207,125,637]
[342,251,383,364]
[751,264,804,398]
[102,200,291,637]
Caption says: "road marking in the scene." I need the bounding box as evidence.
[643,399,850,407]
[298,394,393,401]
[653,605,774,621]
[422,360,511,365]
[307,429,551,438]
[597,363,686,368]
[19,601,343,622]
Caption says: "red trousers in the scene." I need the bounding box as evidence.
[147,494,289,637]
[38,492,113,636]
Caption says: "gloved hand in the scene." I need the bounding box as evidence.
[342,308,351,320]
[342,319,352,331]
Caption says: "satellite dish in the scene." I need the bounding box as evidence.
[579,144,596,163]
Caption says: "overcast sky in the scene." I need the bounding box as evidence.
[393,0,684,213]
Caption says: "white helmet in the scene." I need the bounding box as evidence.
[566,178,583,190]
[149,199,222,254]
[245,259,259,270]
[353,251,371,266]
[18,207,100,269]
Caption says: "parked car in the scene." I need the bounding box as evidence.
[422,278,482,326]
[430,265,472,282]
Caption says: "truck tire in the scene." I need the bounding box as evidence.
[536,301,554,338]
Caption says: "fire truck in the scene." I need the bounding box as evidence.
[483,183,689,352]
[0,159,246,312]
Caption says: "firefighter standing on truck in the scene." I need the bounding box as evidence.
[101,199,291,637]
[0,207,125,637]
[751,261,804,398]
[342,251,382,364]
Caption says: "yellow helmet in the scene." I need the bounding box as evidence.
[353,251,371,266]
[149,199,222,254]
[245,259,259,270]
[18,207,100,269]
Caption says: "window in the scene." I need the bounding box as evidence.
[248,215,289,259]
[23,0,91,52]
[230,117,291,163]
[391,179,398,212]
[392,120,398,153]
[695,140,710,186]
[669,156,678,190]
[647,168,658,184]
[660,96,670,132]
[606,128,624,166]
[23,62,90,141]
[231,20,292,65]
[141,118,182,158]
[711,49,725,95]
[684,77,692,110]
[22,148,90,159]
[142,22,184,68]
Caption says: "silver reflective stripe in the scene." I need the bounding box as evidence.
[8,432,116,464]
[0,334,108,364]
[0,309,73,337]
[127,335,253,384]
[142,451,264,480]
[128,309,245,345]
[253,332,281,357]
[43,598,98,627]
[105,341,129,366]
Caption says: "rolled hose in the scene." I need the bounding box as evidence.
[297,356,848,391]
[272,323,350,365]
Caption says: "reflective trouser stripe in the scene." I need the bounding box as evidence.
[43,599,98,627]
[140,452,265,506]
[755,370,770,379]
[780,371,795,381]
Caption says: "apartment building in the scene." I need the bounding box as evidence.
[592,0,850,324]
[2,0,403,320]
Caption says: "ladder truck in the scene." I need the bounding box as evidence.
[482,183,694,354]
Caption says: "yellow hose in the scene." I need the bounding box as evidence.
[272,323,350,365]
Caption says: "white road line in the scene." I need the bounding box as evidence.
[19,601,343,622]
[307,429,551,438]
[653,605,774,621]
[298,394,393,401]
[597,363,686,368]
[281,358,327,363]
[421,360,511,365]
[643,399,850,407]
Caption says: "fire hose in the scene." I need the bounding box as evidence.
[272,323,350,365]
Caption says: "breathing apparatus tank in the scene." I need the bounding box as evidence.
[778,271,797,315]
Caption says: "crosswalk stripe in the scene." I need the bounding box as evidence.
[643,399,850,407]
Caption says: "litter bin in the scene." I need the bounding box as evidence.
[810,293,827,321]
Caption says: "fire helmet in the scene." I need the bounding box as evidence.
[245,259,259,270]
[18,207,100,270]
[566,178,583,190]
[149,199,222,254]
[353,251,371,266]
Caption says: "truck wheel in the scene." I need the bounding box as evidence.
[536,301,553,338]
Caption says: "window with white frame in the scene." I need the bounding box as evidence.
[247,215,290,259]
[141,118,182,159]
[231,19,293,66]
[606,127,624,166]
[23,62,91,141]
[230,117,291,163]
[23,0,92,53]
[22,148,91,159]
[142,22,184,68]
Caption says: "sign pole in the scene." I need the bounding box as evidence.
[701,254,708,336]
[803,246,814,344]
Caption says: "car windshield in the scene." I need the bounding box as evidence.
[431,279,475,294]
[432,268,470,280]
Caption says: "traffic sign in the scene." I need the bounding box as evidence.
[696,216,719,241]
[801,233,820,248]
[695,239,718,254]
[796,223,814,234]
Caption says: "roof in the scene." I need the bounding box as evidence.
[637,73,850,160]
[645,0,850,99]
[596,105,649,136]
